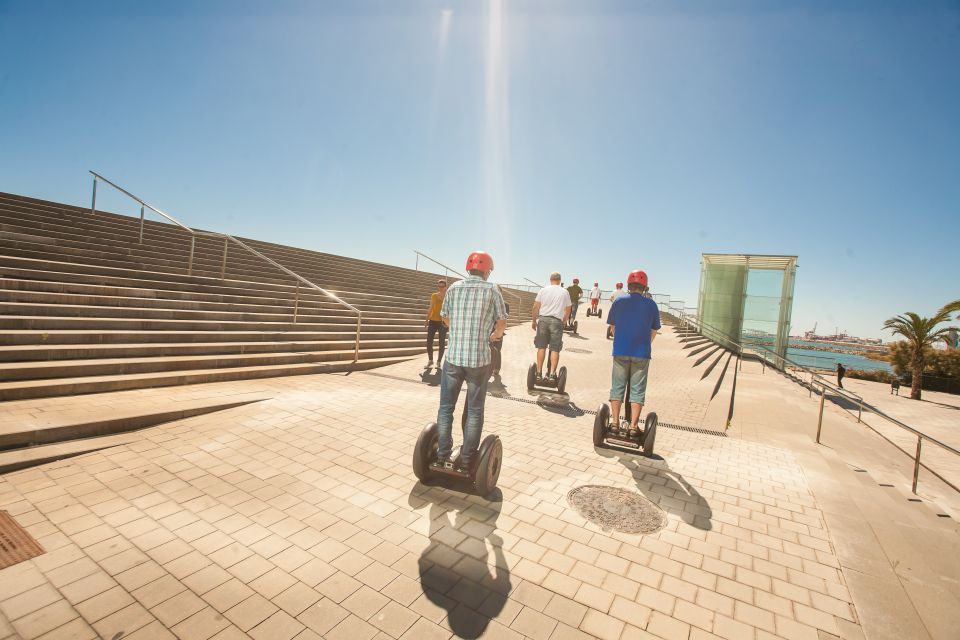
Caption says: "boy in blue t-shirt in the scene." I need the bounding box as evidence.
[606,270,660,434]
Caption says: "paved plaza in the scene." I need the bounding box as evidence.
[0,317,955,639]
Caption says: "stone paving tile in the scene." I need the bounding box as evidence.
[0,326,870,639]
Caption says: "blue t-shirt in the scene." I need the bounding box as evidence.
[607,293,661,358]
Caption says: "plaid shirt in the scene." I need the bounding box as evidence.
[440,276,508,368]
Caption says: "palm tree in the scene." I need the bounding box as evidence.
[883,308,954,400]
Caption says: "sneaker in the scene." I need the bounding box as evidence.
[435,456,452,469]
[549,373,558,383]
[425,360,434,369]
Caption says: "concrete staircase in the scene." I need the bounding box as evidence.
[0,192,535,401]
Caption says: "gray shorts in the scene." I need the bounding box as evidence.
[534,316,564,352]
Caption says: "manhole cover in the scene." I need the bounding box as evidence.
[0,510,45,569]
[567,486,667,534]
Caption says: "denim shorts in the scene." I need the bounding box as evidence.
[534,316,564,352]
[610,356,650,404]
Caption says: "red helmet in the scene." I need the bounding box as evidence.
[615,282,623,289]
[573,278,579,284]
[465,251,494,273]
[627,270,648,287]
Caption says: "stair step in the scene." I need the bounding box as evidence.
[0,355,414,401]
[0,339,424,362]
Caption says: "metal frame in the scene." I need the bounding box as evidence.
[88,170,362,362]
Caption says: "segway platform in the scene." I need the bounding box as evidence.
[593,407,658,456]
[591,386,657,456]
[527,363,568,394]
[412,422,502,496]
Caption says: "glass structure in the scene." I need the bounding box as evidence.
[697,254,798,360]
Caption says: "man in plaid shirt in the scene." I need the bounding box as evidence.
[437,251,508,471]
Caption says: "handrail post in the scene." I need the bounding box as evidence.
[912,436,922,493]
[415,253,419,271]
[815,386,826,443]
[187,235,196,276]
[293,281,300,324]
[220,236,229,280]
[354,313,361,363]
[138,205,145,243]
[90,177,97,214]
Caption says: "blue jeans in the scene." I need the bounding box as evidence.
[569,302,579,321]
[610,356,650,404]
[437,361,490,466]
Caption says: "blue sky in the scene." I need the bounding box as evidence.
[1,0,958,339]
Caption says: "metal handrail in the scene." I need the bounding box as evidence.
[90,170,198,274]
[524,277,544,288]
[87,171,362,362]
[413,251,466,279]
[225,235,362,361]
[667,298,958,496]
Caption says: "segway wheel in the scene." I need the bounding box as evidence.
[598,309,602,319]
[527,363,537,390]
[491,346,502,376]
[413,422,440,482]
[475,435,502,496]
[556,366,568,394]
[593,404,609,447]
[573,321,578,334]
[642,412,658,457]
[606,326,612,340]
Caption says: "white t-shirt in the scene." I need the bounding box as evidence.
[589,287,601,299]
[535,285,572,320]
[610,289,628,302]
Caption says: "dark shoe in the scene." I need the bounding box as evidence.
[435,456,453,469]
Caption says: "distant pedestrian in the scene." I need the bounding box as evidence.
[567,279,583,323]
[589,282,601,314]
[836,363,845,389]
[424,279,448,368]
[891,376,901,396]
[609,282,628,303]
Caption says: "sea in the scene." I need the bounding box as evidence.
[786,340,891,372]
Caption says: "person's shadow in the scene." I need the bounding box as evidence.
[420,367,441,386]
[596,447,713,530]
[408,486,511,639]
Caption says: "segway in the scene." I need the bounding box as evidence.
[412,399,503,496]
[586,306,602,319]
[592,385,657,456]
[526,347,568,394]
[564,319,579,334]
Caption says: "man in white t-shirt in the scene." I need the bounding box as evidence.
[589,282,601,315]
[531,272,571,381]
[607,282,628,339]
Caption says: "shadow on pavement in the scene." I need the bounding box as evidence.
[597,448,714,530]
[407,486,511,639]
[420,367,441,386]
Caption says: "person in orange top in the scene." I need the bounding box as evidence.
[425,279,448,367]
